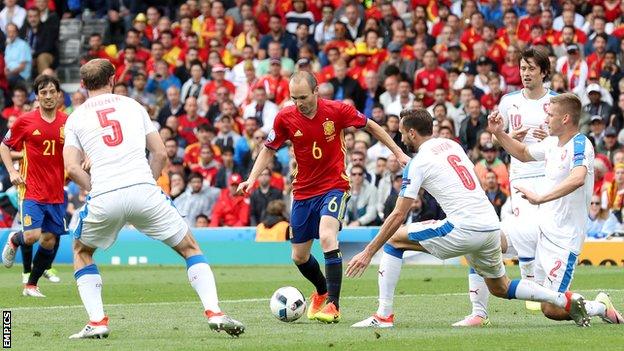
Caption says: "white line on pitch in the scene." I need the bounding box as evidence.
[6,288,623,311]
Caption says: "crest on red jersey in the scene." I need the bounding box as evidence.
[323,120,335,136]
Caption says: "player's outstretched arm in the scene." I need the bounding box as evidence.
[0,143,23,185]
[364,119,411,166]
[64,146,91,192]
[346,196,412,278]
[237,145,276,194]
[146,131,168,180]
[516,166,587,205]
[487,111,534,162]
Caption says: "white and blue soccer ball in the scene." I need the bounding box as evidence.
[270,286,307,322]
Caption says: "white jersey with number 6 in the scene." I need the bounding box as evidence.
[498,89,557,181]
[64,93,157,197]
[400,138,499,232]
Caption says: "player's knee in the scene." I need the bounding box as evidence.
[318,231,337,249]
[291,252,309,265]
[22,230,40,245]
[39,234,56,250]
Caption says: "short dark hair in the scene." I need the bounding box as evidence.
[188,172,203,182]
[195,214,208,221]
[520,47,551,81]
[165,137,178,146]
[32,74,60,95]
[221,145,234,155]
[594,32,608,43]
[400,108,433,136]
[80,59,116,91]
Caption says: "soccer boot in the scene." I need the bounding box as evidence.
[69,317,110,339]
[44,268,61,283]
[314,302,341,323]
[351,314,394,328]
[565,292,590,327]
[525,300,542,311]
[595,292,624,324]
[452,314,491,327]
[2,231,18,268]
[307,292,328,320]
[206,311,245,337]
[22,285,46,297]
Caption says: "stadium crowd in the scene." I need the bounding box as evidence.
[0,0,623,239]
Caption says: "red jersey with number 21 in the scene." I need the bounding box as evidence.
[3,109,67,203]
[265,98,367,200]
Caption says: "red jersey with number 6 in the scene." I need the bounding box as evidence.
[64,93,158,197]
[265,98,367,200]
[3,109,67,203]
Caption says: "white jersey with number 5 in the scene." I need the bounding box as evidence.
[64,93,157,197]
[498,89,557,181]
[400,138,499,231]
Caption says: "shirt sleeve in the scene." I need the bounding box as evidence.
[527,138,547,161]
[340,102,367,129]
[570,134,593,169]
[63,116,83,151]
[2,117,25,151]
[264,112,288,150]
[399,158,424,200]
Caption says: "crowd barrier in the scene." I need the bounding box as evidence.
[0,229,622,266]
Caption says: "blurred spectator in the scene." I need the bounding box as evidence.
[330,60,364,110]
[257,41,295,77]
[231,19,260,60]
[583,83,612,125]
[587,194,620,239]
[157,86,185,126]
[233,117,260,171]
[258,14,297,60]
[190,144,221,186]
[556,43,588,96]
[345,165,378,226]
[21,7,57,75]
[214,146,244,189]
[178,96,208,146]
[173,172,221,227]
[249,167,283,225]
[2,86,27,119]
[81,33,113,65]
[349,151,372,183]
[257,58,290,106]
[231,46,258,87]
[318,82,334,100]
[214,114,241,151]
[112,82,128,96]
[233,60,259,108]
[183,123,220,169]
[203,63,236,106]
[474,142,510,195]
[314,4,336,49]
[0,0,26,33]
[588,115,607,146]
[376,154,402,219]
[361,71,383,118]
[500,43,522,92]
[480,73,504,112]
[130,72,157,117]
[210,173,250,227]
[459,98,487,151]
[386,79,415,116]
[146,60,182,94]
[65,90,86,115]
[414,49,449,107]
[483,170,507,219]
[195,214,209,228]
[200,0,234,44]
[255,199,289,241]
[180,60,207,102]
[286,0,314,35]
[164,137,184,165]
[597,127,621,162]
[4,23,31,87]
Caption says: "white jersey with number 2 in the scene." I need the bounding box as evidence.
[64,93,157,197]
[498,89,557,181]
[400,138,499,232]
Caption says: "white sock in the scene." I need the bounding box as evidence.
[518,259,535,280]
[376,252,403,317]
[76,274,105,323]
[187,262,221,313]
[585,300,607,317]
[508,279,567,308]
[468,269,489,318]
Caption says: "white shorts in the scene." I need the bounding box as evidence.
[534,233,578,292]
[502,176,544,260]
[73,183,189,249]
[407,220,505,278]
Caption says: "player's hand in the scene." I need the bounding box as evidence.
[9,171,24,186]
[345,250,373,278]
[532,127,548,141]
[237,180,253,195]
[510,125,530,141]
[397,152,411,167]
[81,156,92,174]
[514,185,543,205]
[486,110,504,134]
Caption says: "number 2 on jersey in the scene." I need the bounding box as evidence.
[96,108,123,147]
[447,155,476,190]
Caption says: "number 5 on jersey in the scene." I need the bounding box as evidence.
[96,108,124,146]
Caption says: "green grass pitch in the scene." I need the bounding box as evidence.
[1,265,622,351]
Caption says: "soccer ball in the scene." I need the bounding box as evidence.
[270,286,307,322]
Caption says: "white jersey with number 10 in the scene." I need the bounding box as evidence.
[498,89,557,181]
[64,93,157,197]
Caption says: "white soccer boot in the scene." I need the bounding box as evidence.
[69,317,110,339]
[351,314,394,328]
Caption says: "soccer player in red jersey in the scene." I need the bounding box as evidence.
[238,71,410,323]
[1,75,68,297]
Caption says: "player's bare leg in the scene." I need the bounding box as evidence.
[70,239,109,339]
[353,226,428,328]
[172,231,244,337]
[292,240,328,319]
[314,215,343,323]
[483,276,590,327]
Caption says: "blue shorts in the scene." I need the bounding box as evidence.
[21,199,68,236]
[290,190,350,244]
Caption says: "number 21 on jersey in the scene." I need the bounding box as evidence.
[96,108,124,147]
